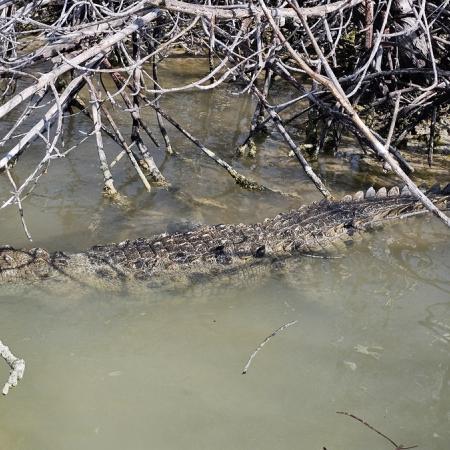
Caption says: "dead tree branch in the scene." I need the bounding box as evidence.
[1,0,449,234]
[0,339,25,396]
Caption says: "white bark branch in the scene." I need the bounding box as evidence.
[0,339,25,396]
[144,0,363,20]
[0,11,159,121]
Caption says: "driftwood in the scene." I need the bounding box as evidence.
[0,339,25,396]
[0,0,449,233]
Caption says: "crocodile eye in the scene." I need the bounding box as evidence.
[254,245,266,258]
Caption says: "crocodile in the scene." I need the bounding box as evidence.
[0,185,448,291]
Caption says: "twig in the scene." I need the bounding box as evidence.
[253,84,333,199]
[85,77,118,196]
[242,320,298,374]
[5,168,32,241]
[100,103,152,192]
[336,411,418,450]
[428,106,436,167]
[152,57,174,155]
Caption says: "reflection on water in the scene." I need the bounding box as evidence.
[0,58,449,450]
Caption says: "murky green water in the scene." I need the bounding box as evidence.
[0,59,449,449]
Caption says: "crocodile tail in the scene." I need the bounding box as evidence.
[342,183,450,202]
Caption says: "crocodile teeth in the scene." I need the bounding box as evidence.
[342,195,353,202]
[388,186,400,197]
[401,186,411,197]
[376,187,387,198]
[365,187,376,198]
[353,191,364,201]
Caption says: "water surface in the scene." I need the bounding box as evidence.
[0,58,449,450]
